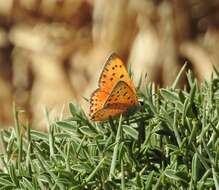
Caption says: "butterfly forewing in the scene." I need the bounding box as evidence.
[98,53,136,94]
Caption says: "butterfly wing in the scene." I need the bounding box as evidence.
[98,53,136,94]
[90,107,126,121]
[90,53,137,121]
[91,81,138,121]
[104,81,138,108]
[90,89,108,116]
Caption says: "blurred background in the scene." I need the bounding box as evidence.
[0,0,218,129]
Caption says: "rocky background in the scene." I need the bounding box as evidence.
[0,0,218,130]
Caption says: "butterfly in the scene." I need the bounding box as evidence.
[89,53,139,121]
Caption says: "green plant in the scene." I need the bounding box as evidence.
[0,69,218,189]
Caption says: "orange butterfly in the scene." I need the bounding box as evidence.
[89,53,139,121]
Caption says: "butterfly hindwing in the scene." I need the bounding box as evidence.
[90,89,108,115]
[104,81,138,109]
[90,107,126,121]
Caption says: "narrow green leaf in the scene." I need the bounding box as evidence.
[164,169,187,183]
[145,171,154,189]
[0,177,15,187]
[212,167,219,190]
[20,177,34,190]
[86,157,105,182]
[172,63,187,89]
[109,115,123,179]
[123,125,138,140]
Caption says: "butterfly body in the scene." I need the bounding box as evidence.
[89,53,138,121]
